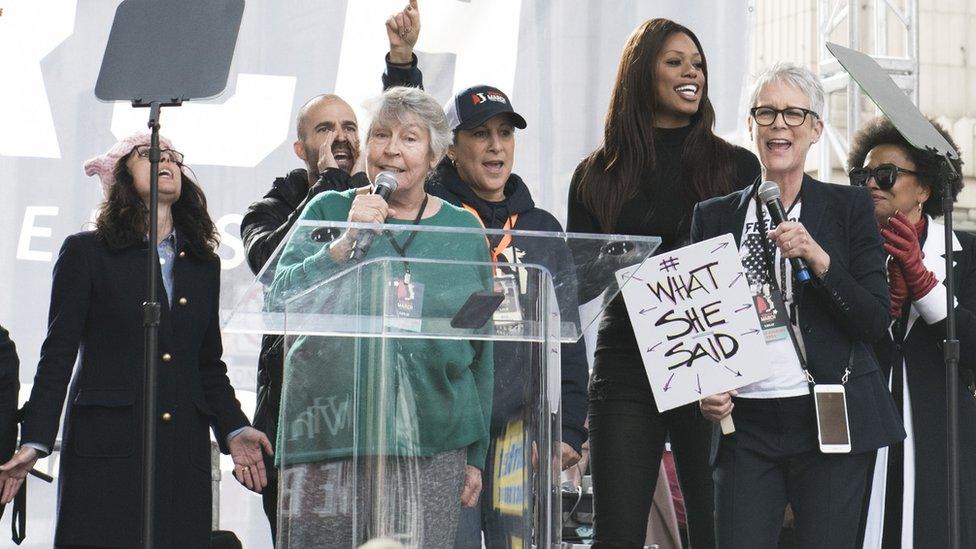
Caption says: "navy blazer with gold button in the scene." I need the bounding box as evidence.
[691,175,905,461]
[21,230,249,548]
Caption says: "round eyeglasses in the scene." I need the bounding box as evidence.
[132,145,185,166]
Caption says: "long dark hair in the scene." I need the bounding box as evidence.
[95,151,219,255]
[575,18,737,232]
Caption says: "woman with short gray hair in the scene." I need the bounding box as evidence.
[269,86,494,548]
[693,63,904,547]
[365,85,454,163]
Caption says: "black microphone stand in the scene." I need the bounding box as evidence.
[134,99,180,548]
[826,40,966,549]
[935,151,962,549]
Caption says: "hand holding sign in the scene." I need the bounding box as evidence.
[616,234,771,430]
[700,390,737,434]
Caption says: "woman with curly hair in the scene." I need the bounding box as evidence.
[0,132,272,548]
[848,117,976,548]
[567,18,760,548]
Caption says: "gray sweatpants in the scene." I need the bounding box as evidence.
[278,448,467,548]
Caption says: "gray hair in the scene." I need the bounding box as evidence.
[364,86,452,164]
[749,62,825,116]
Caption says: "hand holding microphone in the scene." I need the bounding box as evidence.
[330,172,398,262]
[350,171,399,261]
[758,181,830,281]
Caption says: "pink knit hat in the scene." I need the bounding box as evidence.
[83,132,176,197]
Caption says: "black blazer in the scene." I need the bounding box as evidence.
[21,231,249,548]
[691,175,905,460]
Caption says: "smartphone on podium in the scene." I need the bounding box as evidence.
[813,384,852,453]
[450,291,505,329]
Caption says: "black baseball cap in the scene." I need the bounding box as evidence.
[445,85,527,132]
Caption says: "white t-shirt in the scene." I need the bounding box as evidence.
[735,197,809,398]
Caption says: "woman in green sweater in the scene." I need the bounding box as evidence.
[269,86,493,548]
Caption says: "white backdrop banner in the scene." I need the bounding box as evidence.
[1,0,754,390]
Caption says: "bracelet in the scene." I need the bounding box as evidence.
[385,53,414,67]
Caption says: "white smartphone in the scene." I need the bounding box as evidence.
[813,384,852,453]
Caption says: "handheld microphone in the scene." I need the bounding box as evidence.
[350,171,398,261]
[757,181,812,283]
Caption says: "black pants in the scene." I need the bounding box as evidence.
[588,350,715,549]
[254,337,283,546]
[714,395,874,549]
[261,449,278,544]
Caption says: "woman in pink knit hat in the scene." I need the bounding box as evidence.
[0,132,272,548]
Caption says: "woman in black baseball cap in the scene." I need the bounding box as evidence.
[383,8,589,546]
[441,85,527,205]
[436,86,591,549]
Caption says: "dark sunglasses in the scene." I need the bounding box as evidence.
[848,163,917,190]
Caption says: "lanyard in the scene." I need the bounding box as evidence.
[750,182,852,385]
[383,193,429,283]
[751,182,814,379]
[752,182,801,305]
[461,203,519,263]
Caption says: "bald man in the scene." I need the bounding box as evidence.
[240,18,423,540]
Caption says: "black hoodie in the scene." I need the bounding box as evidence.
[427,163,589,452]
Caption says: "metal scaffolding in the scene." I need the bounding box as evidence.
[816,0,919,179]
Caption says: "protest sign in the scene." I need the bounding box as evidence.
[616,234,771,412]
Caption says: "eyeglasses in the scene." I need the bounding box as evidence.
[750,106,820,127]
[132,145,184,166]
[848,163,918,190]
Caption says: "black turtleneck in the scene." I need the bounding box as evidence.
[567,125,760,254]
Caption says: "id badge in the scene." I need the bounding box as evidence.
[492,273,523,323]
[813,384,852,453]
[754,286,791,343]
[385,277,425,332]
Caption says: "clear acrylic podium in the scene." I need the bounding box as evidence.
[222,220,660,548]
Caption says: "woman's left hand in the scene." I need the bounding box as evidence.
[228,427,273,493]
[0,446,39,505]
[767,221,830,277]
[460,465,482,507]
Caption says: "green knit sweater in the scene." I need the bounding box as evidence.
[269,188,494,470]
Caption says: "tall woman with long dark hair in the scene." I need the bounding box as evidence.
[0,133,271,548]
[567,19,760,547]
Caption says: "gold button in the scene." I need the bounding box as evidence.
[161,412,172,422]
[161,353,172,362]
[178,251,186,258]
[178,297,188,306]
